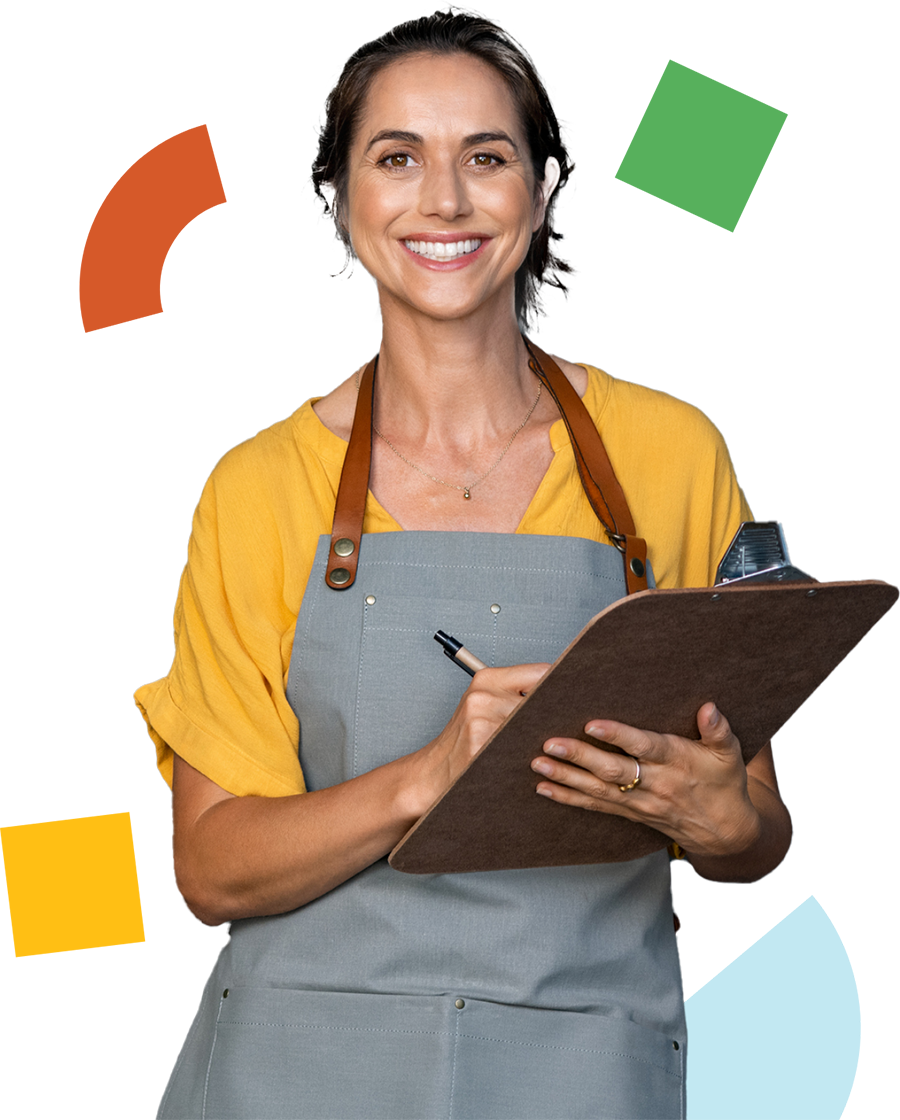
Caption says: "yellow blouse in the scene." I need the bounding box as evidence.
[135,365,752,798]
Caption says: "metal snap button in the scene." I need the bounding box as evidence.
[455,998,466,1009]
[333,538,355,557]
[672,1040,680,1050]
[222,989,229,999]
[630,557,645,577]
[365,595,376,605]
[330,568,351,586]
[490,604,501,614]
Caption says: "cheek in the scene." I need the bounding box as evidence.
[346,182,400,250]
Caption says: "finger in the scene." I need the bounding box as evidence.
[539,737,642,788]
[474,662,550,696]
[582,719,673,765]
[531,764,647,819]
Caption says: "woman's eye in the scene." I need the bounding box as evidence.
[471,153,504,167]
[382,152,415,168]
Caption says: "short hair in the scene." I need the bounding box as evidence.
[311,9,573,328]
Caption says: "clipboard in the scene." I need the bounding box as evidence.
[389,579,897,874]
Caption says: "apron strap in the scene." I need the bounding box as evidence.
[324,355,377,589]
[524,341,649,595]
[326,343,649,594]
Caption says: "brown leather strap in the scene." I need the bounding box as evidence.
[524,340,649,594]
[327,344,649,594]
[325,355,376,589]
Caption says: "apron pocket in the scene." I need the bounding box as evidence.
[202,986,456,1120]
[451,999,685,1120]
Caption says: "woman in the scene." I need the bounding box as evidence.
[136,11,791,1119]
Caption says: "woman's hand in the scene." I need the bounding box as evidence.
[403,663,550,819]
[530,702,792,882]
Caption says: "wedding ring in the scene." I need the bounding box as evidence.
[617,757,640,792]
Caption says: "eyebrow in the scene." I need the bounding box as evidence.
[365,129,521,154]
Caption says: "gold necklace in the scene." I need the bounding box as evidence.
[356,368,543,500]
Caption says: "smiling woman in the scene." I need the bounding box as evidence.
[135,9,791,1120]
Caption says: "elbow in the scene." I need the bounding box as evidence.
[185,895,231,928]
[174,854,233,927]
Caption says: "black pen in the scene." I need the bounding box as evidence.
[434,630,487,676]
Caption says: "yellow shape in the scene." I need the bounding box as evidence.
[1,812,144,956]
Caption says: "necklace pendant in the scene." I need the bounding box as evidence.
[463,488,471,500]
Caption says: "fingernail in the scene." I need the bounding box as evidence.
[544,742,566,757]
[587,724,606,739]
[531,759,553,775]
[708,705,720,727]
[536,786,554,799]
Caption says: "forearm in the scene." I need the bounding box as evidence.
[174,753,429,925]
[684,775,792,883]
[173,664,554,925]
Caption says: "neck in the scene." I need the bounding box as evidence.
[373,290,538,445]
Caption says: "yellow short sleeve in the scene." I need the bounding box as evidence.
[135,409,339,797]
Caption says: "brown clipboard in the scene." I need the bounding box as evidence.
[388,579,897,874]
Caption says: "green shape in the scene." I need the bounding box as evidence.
[617,59,900,231]
[0,60,338,232]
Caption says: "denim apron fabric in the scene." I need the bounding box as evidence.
[157,531,686,1120]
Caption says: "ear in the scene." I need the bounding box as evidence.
[533,156,561,230]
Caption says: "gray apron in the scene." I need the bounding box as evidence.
[158,530,686,1120]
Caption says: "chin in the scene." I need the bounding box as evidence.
[397,283,515,325]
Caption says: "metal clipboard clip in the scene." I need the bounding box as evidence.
[714,522,817,586]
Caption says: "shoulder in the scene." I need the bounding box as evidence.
[184,402,343,557]
[577,363,730,457]
[204,400,340,501]
[546,354,589,397]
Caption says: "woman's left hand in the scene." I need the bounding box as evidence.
[531,702,791,877]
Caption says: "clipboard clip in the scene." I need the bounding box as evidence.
[715,522,816,586]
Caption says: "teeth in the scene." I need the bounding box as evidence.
[404,239,482,260]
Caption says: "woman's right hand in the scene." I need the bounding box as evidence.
[402,663,550,818]
[172,662,549,925]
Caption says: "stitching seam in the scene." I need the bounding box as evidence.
[448,1007,461,1120]
[200,994,227,1119]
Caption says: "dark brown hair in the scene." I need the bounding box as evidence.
[311,9,573,328]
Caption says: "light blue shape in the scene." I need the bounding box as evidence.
[685,896,859,1119]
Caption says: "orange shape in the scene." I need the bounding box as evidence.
[1,812,145,956]
[80,123,380,331]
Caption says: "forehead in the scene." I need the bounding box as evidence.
[355,52,523,144]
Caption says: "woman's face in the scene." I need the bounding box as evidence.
[344,52,543,324]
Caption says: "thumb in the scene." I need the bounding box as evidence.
[697,702,739,752]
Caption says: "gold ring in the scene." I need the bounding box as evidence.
[618,759,641,792]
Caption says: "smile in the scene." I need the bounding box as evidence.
[403,239,483,261]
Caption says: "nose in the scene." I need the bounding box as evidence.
[418,159,474,222]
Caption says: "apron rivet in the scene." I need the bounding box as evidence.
[630,557,645,578]
[365,595,376,605]
[490,604,501,614]
[333,538,355,557]
[329,568,351,586]
[222,989,229,999]
[455,998,466,1009]
[672,1040,679,1050]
